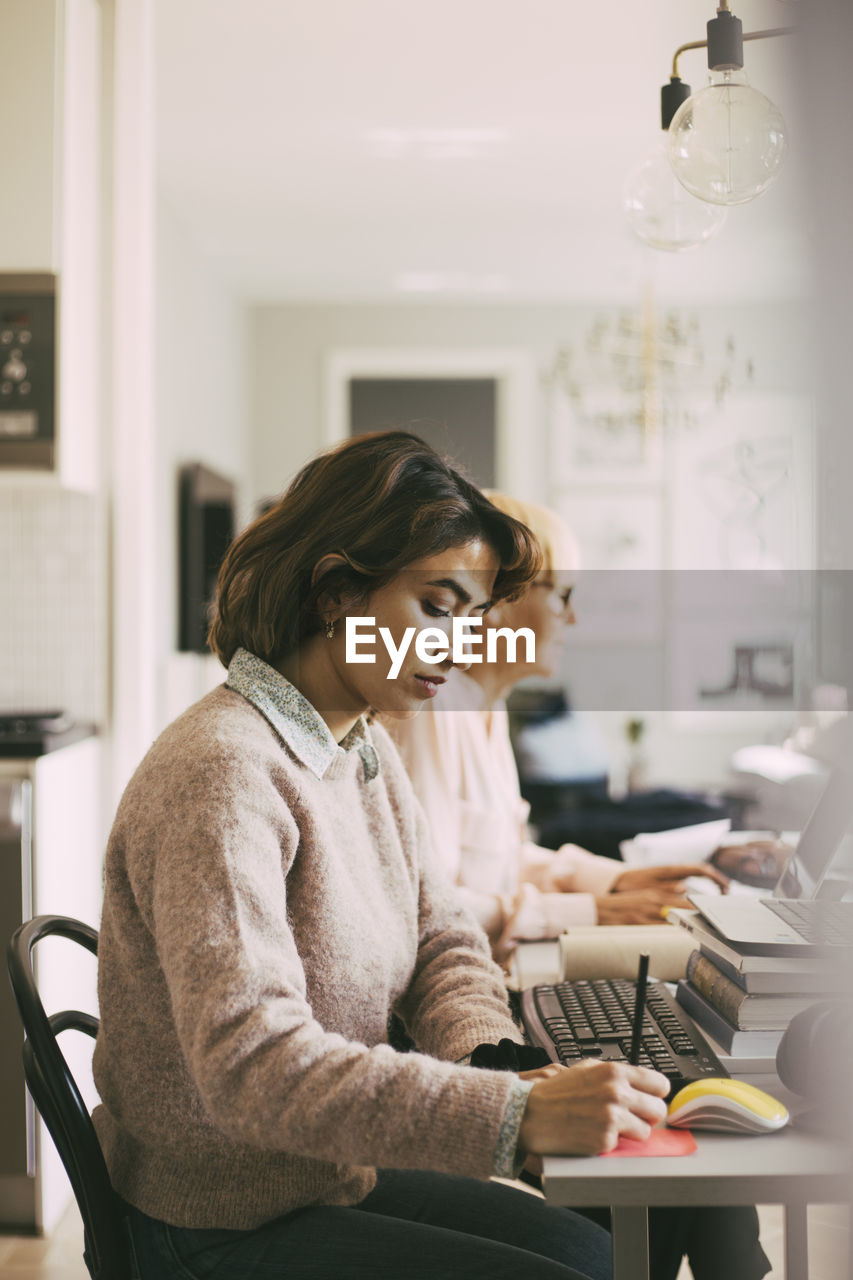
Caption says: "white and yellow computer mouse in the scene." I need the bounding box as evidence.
[667,1078,789,1134]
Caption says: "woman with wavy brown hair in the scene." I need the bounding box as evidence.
[92,431,670,1280]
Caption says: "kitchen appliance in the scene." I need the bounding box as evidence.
[0,274,56,469]
[178,463,236,653]
[0,712,91,760]
[0,723,99,1233]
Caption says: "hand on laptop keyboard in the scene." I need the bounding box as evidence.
[610,863,730,893]
[683,874,723,897]
[593,862,730,924]
[709,839,794,889]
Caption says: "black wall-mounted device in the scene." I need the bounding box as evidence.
[178,463,236,653]
[0,273,56,469]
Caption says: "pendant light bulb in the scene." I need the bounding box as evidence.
[623,136,727,252]
[667,69,787,206]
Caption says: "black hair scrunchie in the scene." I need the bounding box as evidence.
[469,1037,551,1072]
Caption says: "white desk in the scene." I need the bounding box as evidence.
[521,939,852,1278]
[542,1111,850,1280]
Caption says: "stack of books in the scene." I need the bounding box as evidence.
[669,908,843,1069]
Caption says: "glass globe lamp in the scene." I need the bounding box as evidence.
[623,137,727,252]
[667,69,787,206]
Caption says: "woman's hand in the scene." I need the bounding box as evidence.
[594,889,692,924]
[611,863,729,895]
[594,863,728,923]
[518,1062,563,1173]
[518,1059,669,1156]
[518,1063,563,1083]
[709,840,792,888]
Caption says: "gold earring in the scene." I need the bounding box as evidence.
[325,619,336,640]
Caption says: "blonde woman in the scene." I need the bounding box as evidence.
[390,493,726,962]
[389,490,768,1280]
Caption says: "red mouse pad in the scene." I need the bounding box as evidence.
[599,1128,697,1158]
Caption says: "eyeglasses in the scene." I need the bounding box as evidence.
[532,580,575,617]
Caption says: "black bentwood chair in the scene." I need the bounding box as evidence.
[6,915,132,1279]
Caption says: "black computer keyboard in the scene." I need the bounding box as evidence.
[521,978,727,1097]
[765,899,853,945]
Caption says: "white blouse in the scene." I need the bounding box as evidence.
[390,684,622,957]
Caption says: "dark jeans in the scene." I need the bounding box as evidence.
[581,1206,771,1280]
[125,1169,613,1279]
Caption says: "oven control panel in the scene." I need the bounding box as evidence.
[0,273,55,469]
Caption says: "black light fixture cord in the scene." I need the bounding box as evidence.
[671,25,797,80]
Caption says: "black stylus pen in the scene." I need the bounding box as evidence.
[628,952,650,1067]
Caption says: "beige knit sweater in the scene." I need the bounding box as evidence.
[93,676,525,1229]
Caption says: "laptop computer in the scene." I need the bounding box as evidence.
[688,765,853,952]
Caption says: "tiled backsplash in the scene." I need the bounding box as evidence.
[0,487,106,724]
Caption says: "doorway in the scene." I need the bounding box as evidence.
[350,377,496,488]
[323,348,538,499]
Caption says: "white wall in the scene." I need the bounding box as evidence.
[809,2,853,576]
[0,0,107,724]
[0,1,251,804]
[0,0,58,269]
[56,0,102,491]
[108,7,251,796]
[153,197,250,730]
[0,0,107,719]
[0,0,101,491]
[249,299,815,789]
[250,300,812,501]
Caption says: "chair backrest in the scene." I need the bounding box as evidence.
[6,915,132,1280]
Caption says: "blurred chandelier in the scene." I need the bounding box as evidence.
[544,287,754,436]
[624,1,796,252]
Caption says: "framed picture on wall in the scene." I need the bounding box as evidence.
[553,489,663,572]
[550,384,664,487]
[547,489,665,645]
[665,568,816,730]
[669,394,815,571]
[323,348,539,500]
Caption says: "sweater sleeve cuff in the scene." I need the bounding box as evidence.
[493,1078,534,1179]
[553,843,624,896]
[499,881,598,944]
[541,890,598,932]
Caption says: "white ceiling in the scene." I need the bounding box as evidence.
[155,0,811,305]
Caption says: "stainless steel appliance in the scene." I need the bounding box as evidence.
[0,711,96,1232]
